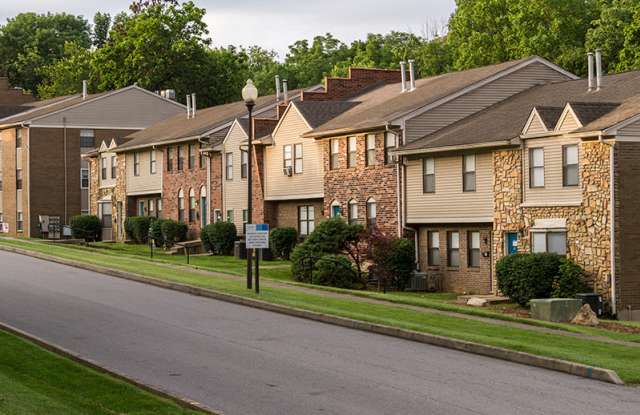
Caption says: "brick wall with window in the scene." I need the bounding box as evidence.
[323,131,399,236]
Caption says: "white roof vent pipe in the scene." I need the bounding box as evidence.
[82,80,88,100]
[283,79,289,104]
[186,94,192,119]
[275,75,281,102]
[191,93,196,118]
[408,60,416,91]
[399,61,407,93]
[587,52,595,92]
[596,49,603,91]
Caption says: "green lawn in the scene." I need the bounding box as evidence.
[0,328,203,415]
[2,237,640,384]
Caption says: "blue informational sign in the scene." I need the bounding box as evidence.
[246,224,270,249]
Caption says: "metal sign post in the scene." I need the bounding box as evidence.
[246,224,269,294]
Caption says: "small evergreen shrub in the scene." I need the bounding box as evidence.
[201,222,237,255]
[552,258,589,298]
[124,216,152,243]
[70,215,101,242]
[149,219,165,247]
[304,217,351,253]
[496,253,564,306]
[270,227,298,259]
[370,232,416,290]
[290,241,323,283]
[312,254,358,288]
[160,219,188,248]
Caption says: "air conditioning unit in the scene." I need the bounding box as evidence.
[283,166,293,176]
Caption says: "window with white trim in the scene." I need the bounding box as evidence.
[133,152,140,176]
[188,188,196,223]
[283,144,292,173]
[330,139,339,170]
[101,157,107,180]
[178,189,185,222]
[384,132,396,165]
[294,143,303,174]
[462,154,476,192]
[427,231,439,266]
[563,145,578,187]
[81,168,89,189]
[366,198,376,228]
[330,200,342,218]
[111,155,117,178]
[423,158,435,193]
[299,205,315,235]
[241,150,248,179]
[529,148,545,188]
[79,129,94,148]
[348,199,358,225]
[365,134,376,166]
[532,231,567,255]
[347,136,357,168]
[447,231,460,267]
[468,231,481,267]
[16,211,23,232]
[150,150,156,174]
[225,152,233,180]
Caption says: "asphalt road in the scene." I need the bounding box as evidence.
[0,250,638,415]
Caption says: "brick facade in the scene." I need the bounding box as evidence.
[302,68,403,101]
[417,225,493,294]
[265,199,325,232]
[322,131,399,236]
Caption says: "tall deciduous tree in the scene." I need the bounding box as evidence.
[92,12,111,48]
[0,12,91,93]
[37,42,93,99]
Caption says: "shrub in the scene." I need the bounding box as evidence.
[161,220,187,248]
[290,241,323,283]
[70,215,101,242]
[370,231,416,290]
[149,219,165,247]
[124,216,152,243]
[496,253,564,306]
[312,254,359,289]
[552,258,589,298]
[304,217,351,253]
[201,222,237,255]
[270,227,298,259]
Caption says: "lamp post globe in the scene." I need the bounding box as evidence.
[242,79,258,104]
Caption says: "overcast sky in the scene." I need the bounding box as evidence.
[0,0,456,58]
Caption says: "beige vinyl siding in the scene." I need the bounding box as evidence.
[405,152,493,223]
[618,118,640,136]
[555,109,581,133]
[265,105,324,200]
[523,137,582,206]
[126,150,162,195]
[524,112,548,135]
[99,151,117,188]
[33,88,184,129]
[222,122,248,234]
[404,62,571,142]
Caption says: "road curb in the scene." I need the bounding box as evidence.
[0,320,219,414]
[0,244,625,386]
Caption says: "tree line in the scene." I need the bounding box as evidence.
[1,0,639,107]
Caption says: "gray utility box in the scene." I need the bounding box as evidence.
[530,299,583,323]
[576,293,603,316]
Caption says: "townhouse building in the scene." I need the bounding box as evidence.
[0,85,184,237]
[396,65,640,319]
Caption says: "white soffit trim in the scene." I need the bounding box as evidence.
[264,193,324,201]
[604,112,640,135]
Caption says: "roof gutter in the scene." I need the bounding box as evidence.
[304,124,397,139]
[393,140,513,156]
[114,134,203,153]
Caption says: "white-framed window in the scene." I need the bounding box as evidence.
[178,189,185,222]
[226,209,234,223]
[427,231,439,266]
[214,209,222,223]
[241,150,248,179]
[366,197,376,228]
[188,143,196,169]
[242,209,248,224]
[298,205,315,235]
[384,132,396,165]
[347,136,357,168]
[529,148,545,188]
[177,145,184,171]
[365,134,376,166]
[468,231,481,267]
[330,200,342,218]
[532,231,567,255]
[150,150,157,174]
[447,231,460,267]
[16,211,23,232]
[423,158,435,193]
[111,155,117,178]
[463,154,476,192]
[330,139,339,170]
[225,152,233,180]
[283,144,292,173]
[79,129,94,148]
[81,168,89,189]
[101,157,107,180]
[563,145,578,187]
[294,143,303,174]
[188,188,196,223]
[133,152,140,176]
[348,199,358,225]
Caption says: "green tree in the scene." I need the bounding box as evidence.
[0,12,91,93]
[37,42,94,98]
[92,12,111,48]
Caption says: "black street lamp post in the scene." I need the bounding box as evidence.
[242,80,258,290]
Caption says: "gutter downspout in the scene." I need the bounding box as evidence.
[602,134,617,315]
[63,117,68,225]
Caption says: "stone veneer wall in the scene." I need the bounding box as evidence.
[88,153,128,242]
[323,131,398,236]
[492,142,612,303]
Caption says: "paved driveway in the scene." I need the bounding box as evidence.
[0,250,638,415]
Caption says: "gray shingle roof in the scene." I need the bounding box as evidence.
[569,102,620,126]
[535,106,564,129]
[294,100,360,128]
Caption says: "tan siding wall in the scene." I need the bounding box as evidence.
[126,150,163,195]
[555,110,580,133]
[222,123,249,234]
[264,106,324,200]
[523,137,582,205]
[525,113,548,135]
[405,62,571,142]
[34,88,184,129]
[406,152,493,223]
[618,118,640,136]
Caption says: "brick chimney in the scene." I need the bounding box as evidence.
[301,67,404,101]
[0,77,35,106]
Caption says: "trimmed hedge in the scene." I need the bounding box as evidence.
[124,216,152,243]
[201,221,237,255]
[70,215,101,242]
[497,253,589,306]
[269,227,298,259]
